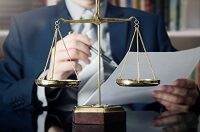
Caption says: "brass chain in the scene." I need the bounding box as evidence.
[118,18,157,81]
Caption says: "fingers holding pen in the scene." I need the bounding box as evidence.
[55,49,91,64]
[56,33,92,55]
[53,33,94,63]
[48,33,94,80]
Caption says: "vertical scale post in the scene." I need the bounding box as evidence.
[97,24,101,106]
[96,0,101,106]
[136,29,140,82]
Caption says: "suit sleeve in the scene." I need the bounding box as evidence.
[0,17,42,110]
[156,16,177,52]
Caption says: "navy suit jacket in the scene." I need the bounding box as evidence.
[0,1,176,111]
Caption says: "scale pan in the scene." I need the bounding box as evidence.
[116,79,160,87]
[35,79,80,88]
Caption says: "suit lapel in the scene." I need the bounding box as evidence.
[56,0,72,38]
[106,4,129,64]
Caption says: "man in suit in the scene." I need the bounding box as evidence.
[0,0,199,111]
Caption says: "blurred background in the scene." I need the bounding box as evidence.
[0,0,57,59]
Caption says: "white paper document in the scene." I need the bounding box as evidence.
[78,57,105,105]
[78,47,200,106]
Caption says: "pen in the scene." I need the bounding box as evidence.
[90,46,118,68]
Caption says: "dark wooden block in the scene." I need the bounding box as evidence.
[73,122,126,132]
[73,105,126,125]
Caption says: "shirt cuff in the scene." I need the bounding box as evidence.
[37,111,47,132]
[37,70,48,107]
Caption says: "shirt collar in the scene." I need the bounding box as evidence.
[65,0,107,20]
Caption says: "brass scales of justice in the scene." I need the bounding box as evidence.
[36,0,160,124]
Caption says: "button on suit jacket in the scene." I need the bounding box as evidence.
[0,0,176,111]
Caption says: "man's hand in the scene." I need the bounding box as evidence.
[47,33,92,80]
[153,79,199,112]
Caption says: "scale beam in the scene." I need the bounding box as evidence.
[59,17,134,24]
